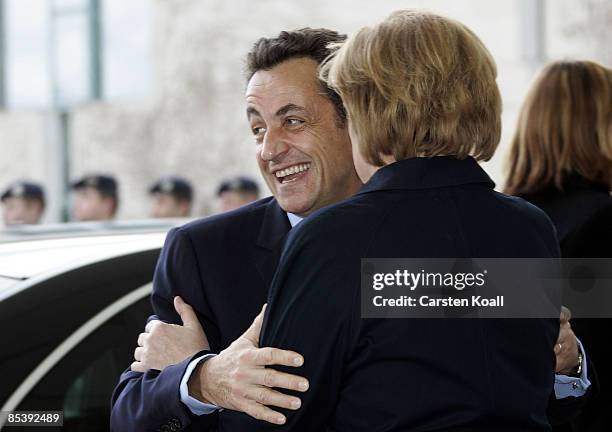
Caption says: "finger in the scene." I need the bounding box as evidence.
[560,306,571,323]
[554,343,563,355]
[134,346,144,361]
[174,296,201,329]
[251,368,309,392]
[131,361,146,373]
[243,386,301,410]
[145,319,161,333]
[242,304,267,345]
[241,400,286,425]
[556,327,569,342]
[253,347,304,368]
[137,332,148,347]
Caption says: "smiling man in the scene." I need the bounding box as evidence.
[246,56,358,217]
[110,28,363,432]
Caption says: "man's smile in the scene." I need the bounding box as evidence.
[273,163,311,183]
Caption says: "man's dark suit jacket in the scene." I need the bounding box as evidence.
[224,156,560,431]
[110,197,291,431]
[526,175,612,432]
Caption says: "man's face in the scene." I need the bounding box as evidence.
[150,193,191,218]
[246,57,361,217]
[218,191,258,213]
[72,187,114,221]
[2,197,43,225]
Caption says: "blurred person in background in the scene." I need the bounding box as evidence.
[505,59,612,432]
[71,174,119,222]
[149,176,193,218]
[216,176,260,212]
[1,180,45,225]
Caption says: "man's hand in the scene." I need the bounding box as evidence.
[555,306,580,375]
[131,296,210,372]
[188,305,309,425]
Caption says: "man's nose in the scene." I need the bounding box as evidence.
[260,128,290,162]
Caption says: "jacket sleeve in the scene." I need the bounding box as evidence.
[547,354,598,427]
[110,227,219,432]
[110,352,216,432]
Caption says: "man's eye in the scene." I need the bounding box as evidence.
[252,126,266,136]
[285,118,304,127]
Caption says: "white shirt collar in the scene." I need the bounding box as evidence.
[287,212,303,227]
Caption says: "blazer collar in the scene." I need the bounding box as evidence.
[256,198,292,251]
[358,156,495,195]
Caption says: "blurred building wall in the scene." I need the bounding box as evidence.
[0,0,610,222]
[0,113,47,192]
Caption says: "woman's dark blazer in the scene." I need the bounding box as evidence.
[225,156,561,432]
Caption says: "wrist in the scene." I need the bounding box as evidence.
[559,350,582,376]
[188,359,214,404]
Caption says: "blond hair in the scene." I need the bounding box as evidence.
[505,60,612,196]
[320,10,502,165]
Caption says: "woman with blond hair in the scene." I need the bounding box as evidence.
[232,10,560,431]
[506,60,612,431]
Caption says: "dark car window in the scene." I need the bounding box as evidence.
[13,295,151,432]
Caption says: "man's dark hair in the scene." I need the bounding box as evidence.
[245,28,347,125]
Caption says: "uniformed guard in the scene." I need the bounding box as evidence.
[216,176,259,213]
[1,180,46,225]
[71,174,119,221]
[148,176,193,218]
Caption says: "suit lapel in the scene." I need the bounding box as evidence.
[254,199,292,287]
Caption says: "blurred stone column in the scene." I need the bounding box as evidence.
[520,0,546,68]
[44,111,70,223]
[0,0,5,107]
